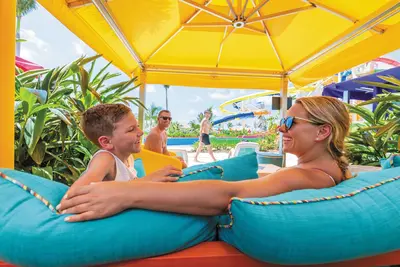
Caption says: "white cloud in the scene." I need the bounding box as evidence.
[72,40,89,56]
[189,95,203,103]
[21,29,50,52]
[19,29,50,63]
[212,108,223,117]
[208,90,236,100]
[20,47,39,62]
[146,84,156,93]
[188,109,198,115]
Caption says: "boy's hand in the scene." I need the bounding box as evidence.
[141,165,183,182]
[175,156,188,169]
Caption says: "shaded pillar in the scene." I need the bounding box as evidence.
[0,0,16,168]
[279,77,289,167]
[138,70,147,131]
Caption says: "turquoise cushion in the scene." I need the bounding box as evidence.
[181,153,258,228]
[380,154,400,169]
[134,158,146,178]
[0,168,216,267]
[183,152,258,182]
[219,167,400,264]
[237,147,256,157]
[179,165,224,182]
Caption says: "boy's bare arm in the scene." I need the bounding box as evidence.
[68,153,115,192]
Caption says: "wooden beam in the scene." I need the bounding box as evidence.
[66,0,92,8]
[0,0,15,169]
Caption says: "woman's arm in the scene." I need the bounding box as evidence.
[59,168,314,222]
[129,167,313,214]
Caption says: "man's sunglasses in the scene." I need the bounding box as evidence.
[279,116,316,132]
[160,116,172,121]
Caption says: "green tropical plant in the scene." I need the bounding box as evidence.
[188,120,200,131]
[345,75,400,166]
[16,0,38,56]
[14,55,143,185]
[258,133,279,152]
[196,107,213,123]
[145,103,162,131]
[168,121,183,133]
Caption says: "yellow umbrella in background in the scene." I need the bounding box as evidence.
[1,0,400,167]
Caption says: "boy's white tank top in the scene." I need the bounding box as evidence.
[88,150,137,181]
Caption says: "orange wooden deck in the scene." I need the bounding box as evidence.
[1,242,399,267]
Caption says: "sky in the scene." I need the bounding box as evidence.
[19,4,400,127]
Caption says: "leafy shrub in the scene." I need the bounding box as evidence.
[14,55,143,185]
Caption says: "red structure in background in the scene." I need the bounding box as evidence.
[15,56,44,72]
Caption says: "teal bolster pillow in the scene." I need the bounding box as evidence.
[380,154,400,169]
[182,152,258,182]
[134,158,146,178]
[0,169,216,267]
[219,167,400,265]
[180,153,258,228]
[179,165,224,182]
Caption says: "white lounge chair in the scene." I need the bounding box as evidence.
[169,149,189,163]
[228,142,260,158]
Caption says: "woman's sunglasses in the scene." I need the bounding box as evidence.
[279,116,316,132]
[160,116,172,121]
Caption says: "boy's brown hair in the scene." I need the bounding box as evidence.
[81,103,132,147]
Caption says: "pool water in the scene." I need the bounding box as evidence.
[167,137,258,146]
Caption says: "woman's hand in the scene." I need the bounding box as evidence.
[141,165,182,182]
[58,182,134,222]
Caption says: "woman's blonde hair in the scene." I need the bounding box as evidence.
[295,96,352,179]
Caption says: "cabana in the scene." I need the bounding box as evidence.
[1,1,400,266]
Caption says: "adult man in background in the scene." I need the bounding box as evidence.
[145,110,187,168]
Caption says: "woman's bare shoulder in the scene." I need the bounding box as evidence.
[263,167,332,189]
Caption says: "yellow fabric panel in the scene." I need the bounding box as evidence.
[107,0,181,62]
[258,0,309,14]
[148,29,224,67]
[217,28,283,71]
[0,0,16,169]
[269,7,353,69]
[74,5,136,71]
[39,0,137,75]
[133,149,182,175]
[289,10,400,86]
[145,71,283,90]
[319,0,394,20]
[148,27,282,71]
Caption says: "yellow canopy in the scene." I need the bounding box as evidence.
[38,0,400,90]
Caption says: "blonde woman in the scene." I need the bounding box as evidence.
[59,96,352,222]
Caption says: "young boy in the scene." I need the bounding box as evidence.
[69,103,182,192]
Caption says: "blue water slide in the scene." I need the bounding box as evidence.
[212,112,256,126]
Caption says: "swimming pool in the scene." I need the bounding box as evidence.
[167,137,258,146]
